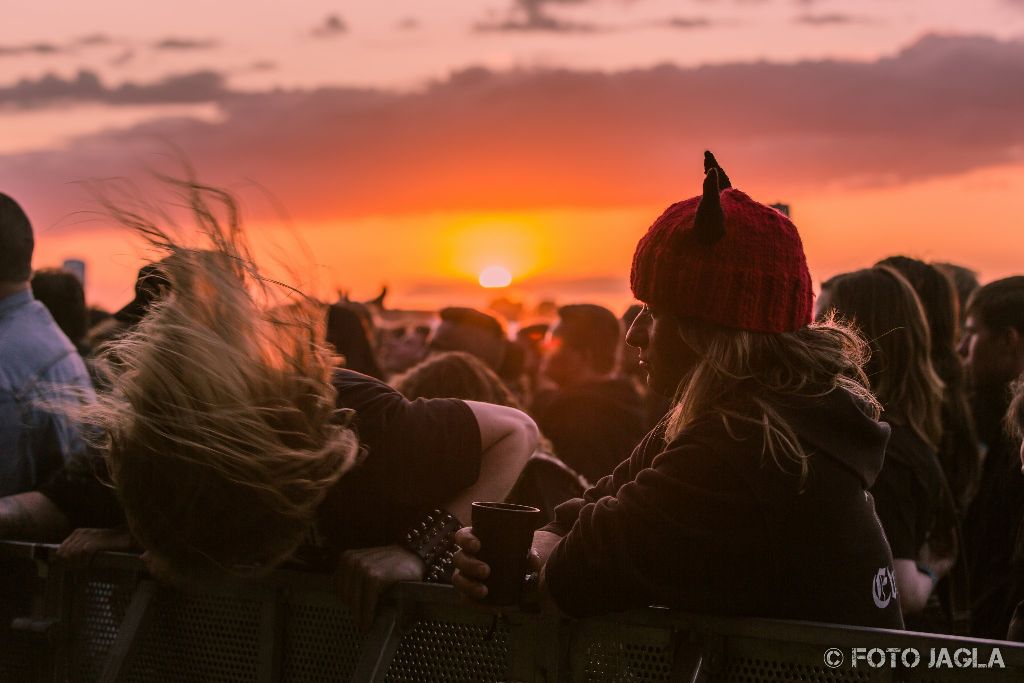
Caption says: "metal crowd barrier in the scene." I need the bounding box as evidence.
[2,540,1023,682]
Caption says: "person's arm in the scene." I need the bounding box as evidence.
[0,491,70,541]
[339,399,537,629]
[453,428,660,609]
[444,401,537,522]
[898,536,956,615]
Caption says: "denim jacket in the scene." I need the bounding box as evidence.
[0,289,95,496]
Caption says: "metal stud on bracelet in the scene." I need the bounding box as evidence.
[400,508,461,583]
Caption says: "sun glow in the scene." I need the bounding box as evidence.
[479,265,513,288]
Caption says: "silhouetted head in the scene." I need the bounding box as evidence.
[542,304,621,387]
[0,193,33,285]
[430,307,507,371]
[31,268,88,345]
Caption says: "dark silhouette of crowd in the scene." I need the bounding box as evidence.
[2,152,1024,643]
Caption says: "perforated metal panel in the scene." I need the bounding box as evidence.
[121,590,263,683]
[582,640,675,682]
[70,579,134,683]
[714,657,872,683]
[282,601,366,683]
[384,618,511,682]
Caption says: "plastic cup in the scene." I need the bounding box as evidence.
[471,502,542,606]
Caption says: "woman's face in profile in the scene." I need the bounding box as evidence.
[625,304,699,397]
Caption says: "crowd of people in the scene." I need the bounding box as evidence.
[1,152,1023,642]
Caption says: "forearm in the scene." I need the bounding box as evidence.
[893,559,933,615]
[0,492,71,541]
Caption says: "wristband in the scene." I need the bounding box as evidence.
[401,508,462,583]
[916,562,938,585]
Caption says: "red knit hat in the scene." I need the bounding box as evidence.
[630,152,813,333]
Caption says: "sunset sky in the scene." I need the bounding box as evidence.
[2,0,1023,315]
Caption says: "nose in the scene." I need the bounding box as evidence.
[956,336,968,359]
[625,309,650,349]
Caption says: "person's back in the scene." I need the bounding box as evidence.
[532,376,645,482]
[543,386,902,627]
[0,194,93,496]
[532,304,647,481]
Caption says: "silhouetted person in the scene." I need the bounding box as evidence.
[326,303,384,379]
[878,256,979,516]
[430,307,507,372]
[936,262,980,329]
[819,267,957,624]
[960,276,1024,638]
[31,268,89,356]
[531,304,646,482]
[1004,378,1024,642]
[0,193,94,496]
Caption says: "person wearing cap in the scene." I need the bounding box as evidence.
[453,153,905,628]
[0,193,94,497]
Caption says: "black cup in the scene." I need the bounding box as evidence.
[471,502,542,606]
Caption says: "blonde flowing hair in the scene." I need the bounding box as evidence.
[87,177,359,579]
[664,314,881,483]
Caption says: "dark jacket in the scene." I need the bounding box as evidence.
[532,377,647,483]
[964,398,1024,639]
[541,388,905,629]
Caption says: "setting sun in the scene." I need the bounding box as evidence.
[479,265,513,289]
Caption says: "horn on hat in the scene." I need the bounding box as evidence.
[703,150,732,189]
[694,152,727,245]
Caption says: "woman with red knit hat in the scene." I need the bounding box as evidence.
[453,152,905,628]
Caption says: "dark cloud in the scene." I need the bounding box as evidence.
[153,37,219,51]
[312,15,348,38]
[1,35,126,59]
[110,49,135,67]
[76,34,114,47]
[0,43,62,57]
[2,34,1023,229]
[476,0,599,33]
[0,70,229,108]
[658,16,714,29]
[795,13,869,26]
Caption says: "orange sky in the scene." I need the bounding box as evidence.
[4,2,1024,316]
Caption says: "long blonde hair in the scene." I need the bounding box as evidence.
[88,178,359,578]
[664,314,880,483]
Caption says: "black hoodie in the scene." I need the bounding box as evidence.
[541,387,906,629]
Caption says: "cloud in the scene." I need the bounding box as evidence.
[396,17,421,31]
[0,42,62,57]
[153,37,219,51]
[476,0,600,33]
[0,70,229,108]
[76,34,114,47]
[795,13,870,26]
[658,16,714,29]
[110,49,135,66]
[2,34,1023,229]
[312,15,348,38]
[1,35,123,58]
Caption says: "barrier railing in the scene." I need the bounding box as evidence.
[2,540,1023,682]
